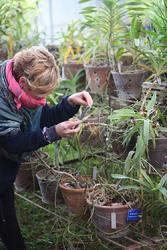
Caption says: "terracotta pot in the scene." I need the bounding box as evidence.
[59,176,91,217]
[108,73,117,96]
[149,138,167,169]
[79,116,106,147]
[85,65,111,94]
[15,151,49,192]
[142,81,167,106]
[87,200,133,239]
[36,168,64,205]
[111,70,149,101]
[63,63,86,83]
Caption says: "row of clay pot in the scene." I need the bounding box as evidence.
[38,173,136,240]
[64,63,150,101]
[64,62,167,110]
[15,162,136,241]
[16,147,167,241]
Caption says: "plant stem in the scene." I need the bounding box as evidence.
[141,80,157,111]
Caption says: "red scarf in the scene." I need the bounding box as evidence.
[6,60,46,109]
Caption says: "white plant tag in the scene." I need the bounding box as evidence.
[92,167,97,180]
[111,212,116,229]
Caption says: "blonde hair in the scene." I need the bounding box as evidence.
[13,46,59,97]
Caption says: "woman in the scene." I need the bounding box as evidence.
[0,46,93,250]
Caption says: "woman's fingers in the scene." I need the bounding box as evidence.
[68,119,81,128]
[67,91,93,107]
[81,91,93,107]
[66,126,80,136]
[55,120,81,138]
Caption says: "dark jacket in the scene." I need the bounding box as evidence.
[0,97,79,194]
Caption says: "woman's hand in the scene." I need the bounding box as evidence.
[55,120,81,138]
[67,91,93,107]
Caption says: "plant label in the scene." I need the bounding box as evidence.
[111,212,116,229]
[127,209,141,221]
[92,167,97,180]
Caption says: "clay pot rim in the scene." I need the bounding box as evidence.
[87,199,134,209]
[154,137,167,140]
[84,64,111,69]
[149,137,167,143]
[111,70,147,75]
[59,182,92,192]
[143,81,167,85]
[59,175,92,192]
[109,95,135,103]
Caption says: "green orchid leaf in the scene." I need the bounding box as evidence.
[112,174,128,179]
[158,173,167,189]
[134,132,145,161]
[124,151,135,174]
[112,173,151,189]
[140,168,154,189]
[159,187,167,199]
[109,108,139,123]
[130,16,142,39]
[149,126,156,149]
[143,119,150,151]
[118,185,141,191]
[146,92,157,114]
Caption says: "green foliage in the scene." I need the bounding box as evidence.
[126,0,167,78]
[80,0,125,39]
[130,17,143,40]
[46,68,85,106]
[0,0,40,57]
[108,92,162,166]
[46,92,63,105]
[80,0,126,67]
[16,193,113,250]
[60,69,85,94]
[143,0,167,43]
[57,20,85,64]
[112,169,167,217]
[126,0,154,18]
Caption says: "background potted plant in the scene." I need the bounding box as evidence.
[15,151,49,192]
[87,182,139,240]
[58,20,86,84]
[110,16,150,106]
[59,174,92,217]
[0,0,40,59]
[36,167,65,205]
[79,0,126,94]
[108,92,162,166]
[127,0,167,106]
[112,169,167,236]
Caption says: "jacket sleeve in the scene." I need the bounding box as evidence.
[0,97,80,155]
[40,96,80,128]
[0,129,49,155]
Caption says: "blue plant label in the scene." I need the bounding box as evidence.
[127,209,141,221]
